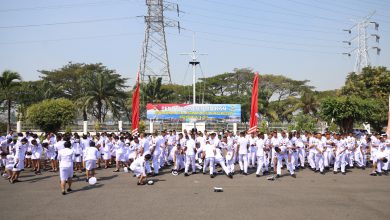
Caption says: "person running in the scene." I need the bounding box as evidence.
[57,141,75,195]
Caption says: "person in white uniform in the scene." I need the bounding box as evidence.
[10,138,28,183]
[184,134,197,176]
[333,134,347,175]
[236,132,249,175]
[84,141,100,181]
[255,133,266,177]
[30,139,42,175]
[57,141,75,195]
[214,143,233,179]
[202,140,216,178]
[130,154,152,185]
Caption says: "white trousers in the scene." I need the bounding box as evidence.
[276,153,294,175]
[215,158,230,175]
[297,148,305,167]
[185,155,196,173]
[203,157,215,174]
[256,155,265,175]
[238,154,248,173]
[315,153,324,172]
[248,151,256,168]
[152,155,160,174]
[308,151,316,169]
[324,150,334,167]
[334,152,346,172]
[354,151,364,167]
[226,157,235,173]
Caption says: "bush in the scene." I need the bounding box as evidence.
[26,98,76,133]
[291,113,318,133]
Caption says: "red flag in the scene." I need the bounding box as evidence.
[131,72,140,135]
[387,95,390,136]
[248,72,259,134]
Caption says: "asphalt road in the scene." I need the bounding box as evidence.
[1,166,389,220]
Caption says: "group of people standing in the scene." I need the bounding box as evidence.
[0,129,389,194]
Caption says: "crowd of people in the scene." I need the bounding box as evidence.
[0,129,389,195]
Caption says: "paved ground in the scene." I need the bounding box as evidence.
[1,165,389,220]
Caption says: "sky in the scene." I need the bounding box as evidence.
[0,0,389,91]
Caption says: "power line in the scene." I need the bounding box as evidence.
[0,16,138,29]
[168,31,340,55]
[0,32,143,45]
[0,0,136,13]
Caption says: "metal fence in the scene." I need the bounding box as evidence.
[9,121,318,133]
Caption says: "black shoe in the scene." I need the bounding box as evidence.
[291,174,296,178]
[210,174,215,178]
[239,170,243,174]
[377,172,382,176]
[184,173,189,177]
[202,172,206,175]
[315,170,319,173]
[275,174,280,178]
[113,169,120,172]
[67,188,72,192]
[228,173,233,179]
[342,172,346,175]
[333,171,337,174]
[320,171,325,175]
[62,191,66,195]
[361,166,365,170]
[85,178,89,182]
[243,172,248,176]
[370,172,377,176]
[256,174,261,178]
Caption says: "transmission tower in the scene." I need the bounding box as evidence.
[342,11,381,73]
[139,0,181,84]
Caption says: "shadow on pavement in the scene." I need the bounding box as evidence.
[71,183,104,193]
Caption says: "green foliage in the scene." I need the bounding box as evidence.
[327,121,339,133]
[290,113,318,132]
[342,66,390,99]
[258,121,269,133]
[320,96,382,133]
[26,98,76,133]
[77,64,127,123]
[0,70,22,132]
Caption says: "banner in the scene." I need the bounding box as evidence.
[147,104,241,122]
[131,72,140,135]
[248,72,259,133]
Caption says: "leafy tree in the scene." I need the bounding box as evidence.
[289,113,318,132]
[77,65,127,123]
[141,76,173,103]
[0,70,21,132]
[26,98,76,133]
[320,96,382,133]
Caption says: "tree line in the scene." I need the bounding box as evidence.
[0,63,389,133]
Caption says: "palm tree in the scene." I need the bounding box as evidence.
[141,76,173,103]
[0,70,22,133]
[77,68,127,123]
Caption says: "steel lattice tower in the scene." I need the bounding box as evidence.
[343,12,380,74]
[139,0,180,83]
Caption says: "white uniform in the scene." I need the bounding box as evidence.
[248,136,257,168]
[130,156,146,177]
[13,143,27,171]
[185,138,196,173]
[203,143,216,175]
[31,144,42,160]
[84,147,99,171]
[237,137,249,173]
[58,148,75,181]
[255,138,266,175]
[334,139,347,173]
[215,147,230,175]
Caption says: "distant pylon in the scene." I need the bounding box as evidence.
[343,11,380,73]
[139,0,181,84]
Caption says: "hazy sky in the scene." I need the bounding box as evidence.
[0,0,389,91]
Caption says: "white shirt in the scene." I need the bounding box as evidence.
[185,139,196,156]
[84,147,100,161]
[58,148,75,168]
[237,137,249,155]
[54,140,65,152]
[204,144,216,158]
[256,138,265,156]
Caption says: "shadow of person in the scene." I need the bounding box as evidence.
[71,183,104,193]
[98,174,118,182]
